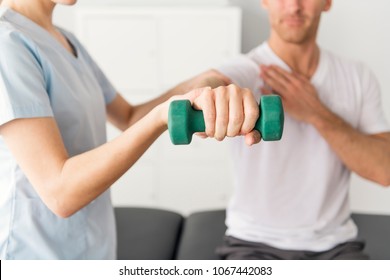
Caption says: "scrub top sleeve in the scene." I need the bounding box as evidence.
[357,65,390,135]
[0,31,53,127]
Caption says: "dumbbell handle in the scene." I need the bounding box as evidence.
[168,95,284,145]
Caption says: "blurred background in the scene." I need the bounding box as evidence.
[54,0,390,216]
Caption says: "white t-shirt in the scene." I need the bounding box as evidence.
[216,42,390,251]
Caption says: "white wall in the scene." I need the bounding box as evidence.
[318,0,390,215]
[54,0,390,215]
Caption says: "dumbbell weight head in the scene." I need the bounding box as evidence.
[256,95,284,141]
[168,100,205,145]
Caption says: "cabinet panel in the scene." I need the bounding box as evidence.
[160,12,241,85]
[77,15,159,91]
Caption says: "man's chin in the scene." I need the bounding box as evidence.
[279,32,311,45]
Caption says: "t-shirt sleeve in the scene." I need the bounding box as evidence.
[68,32,117,105]
[0,31,53,127]
[357,65,390,135]
[215,54,260,90]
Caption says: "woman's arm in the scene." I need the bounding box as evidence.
[0,85,259,218]
[0,106,165,218]
[106,70,231,131]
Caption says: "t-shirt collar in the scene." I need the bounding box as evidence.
[262,41,328,85]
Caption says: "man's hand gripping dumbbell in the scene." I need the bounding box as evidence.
[164,85,284,145]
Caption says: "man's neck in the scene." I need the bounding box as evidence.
[268,34,320,79]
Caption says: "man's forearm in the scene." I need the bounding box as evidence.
[311,107,390,186]
[127,70,230,127]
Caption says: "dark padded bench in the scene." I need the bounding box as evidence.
[114,207,390,260]
[115,207,183,260]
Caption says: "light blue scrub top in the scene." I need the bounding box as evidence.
[0,7,118,259]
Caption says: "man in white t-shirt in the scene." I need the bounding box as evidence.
[185,0,390,259]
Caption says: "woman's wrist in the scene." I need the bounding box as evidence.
[151,102,169,132]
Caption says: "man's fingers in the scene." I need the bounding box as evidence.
[193,87,216,137]
[262,65,291,84]
[270,65,312,90]
[195,132,208,139]
[244,130,262,146]
[185,86,211,104]
[214,86,229,141]
[261,65,308,95]
[241,89,259,134]
[260,86,273,95]
[191,85,260,142]
[260,67,287,95]
[227,85,245,137]
[268,65,295,82]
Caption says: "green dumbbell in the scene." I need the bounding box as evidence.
[168,95,284,145]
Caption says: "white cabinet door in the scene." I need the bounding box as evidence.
[75,7,241,215]
[77,14,160,93]
[159,10,241,86]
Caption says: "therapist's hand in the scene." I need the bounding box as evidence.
[160,85,261,146]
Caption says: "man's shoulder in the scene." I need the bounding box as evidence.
[218,42,271,68]
[322,49,378,85]
[245,42,270,62]
[217,50,260,77]
[322,49,366,72]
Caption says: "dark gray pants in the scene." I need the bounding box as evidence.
[216,236,369,260]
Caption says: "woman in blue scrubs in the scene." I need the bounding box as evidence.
[0,0,261,259]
